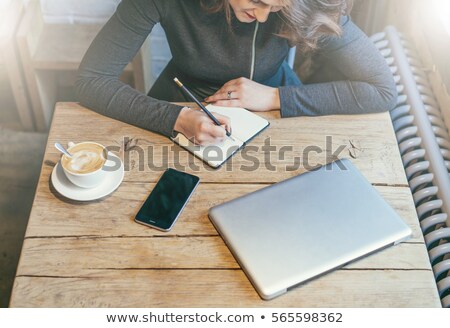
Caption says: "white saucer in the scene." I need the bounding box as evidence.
[51,153,124,201]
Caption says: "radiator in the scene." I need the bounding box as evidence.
[370,26,450,307]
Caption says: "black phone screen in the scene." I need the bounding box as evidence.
[135,169,200,231]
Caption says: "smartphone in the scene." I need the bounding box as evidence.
[135,168,200,231]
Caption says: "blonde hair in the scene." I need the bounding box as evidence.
[200,0,352,51]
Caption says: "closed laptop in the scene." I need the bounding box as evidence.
[209,159,412,300]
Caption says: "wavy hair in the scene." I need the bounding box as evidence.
[200,0,353,51]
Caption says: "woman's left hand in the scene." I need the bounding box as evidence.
[205,77,280,112]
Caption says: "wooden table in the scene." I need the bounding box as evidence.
[10,102,441,307]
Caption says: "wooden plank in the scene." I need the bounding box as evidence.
[10,270,440,307]
[15,237,431,278]
[24,182,423,241]
[42,103,408,185]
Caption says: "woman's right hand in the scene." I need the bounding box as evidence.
[173,107,231,146]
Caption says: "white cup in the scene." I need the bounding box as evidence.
[60,141,108,189]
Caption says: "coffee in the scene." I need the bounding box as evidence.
[61,142,106,174]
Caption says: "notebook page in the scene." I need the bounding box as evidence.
[172,133,244,168]
[205,105,269,142]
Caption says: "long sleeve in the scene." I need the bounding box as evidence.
[279,16,398,117]
[75,0,183,137]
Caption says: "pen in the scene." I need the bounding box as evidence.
[174,77,232,137]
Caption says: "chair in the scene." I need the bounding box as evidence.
[16,0,145,131]
[0,1,34,131]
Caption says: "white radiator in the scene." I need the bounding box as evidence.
[371,26,450,307]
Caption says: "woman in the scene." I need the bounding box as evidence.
[76,0,397,145]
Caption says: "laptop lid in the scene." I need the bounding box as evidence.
[208,159,412,300]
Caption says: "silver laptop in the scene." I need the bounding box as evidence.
[208,159,412,300]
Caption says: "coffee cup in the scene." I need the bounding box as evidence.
[60,141,108,188]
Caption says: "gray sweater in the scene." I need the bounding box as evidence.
[76,0,397,137]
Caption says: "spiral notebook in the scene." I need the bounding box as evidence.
[171,105,269,168]
[209,159,412,300]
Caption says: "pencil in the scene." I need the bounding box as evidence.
[174,77,232,137]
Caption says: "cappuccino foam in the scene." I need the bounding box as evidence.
[62,143,106,174]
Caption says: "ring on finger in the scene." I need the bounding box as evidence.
[227,91,232,100]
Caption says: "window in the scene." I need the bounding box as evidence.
[434,0,450,36]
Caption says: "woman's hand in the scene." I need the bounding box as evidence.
[173,107,231,146]
[205,77,280,111]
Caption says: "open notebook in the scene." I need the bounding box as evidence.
[171,105,270,168]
